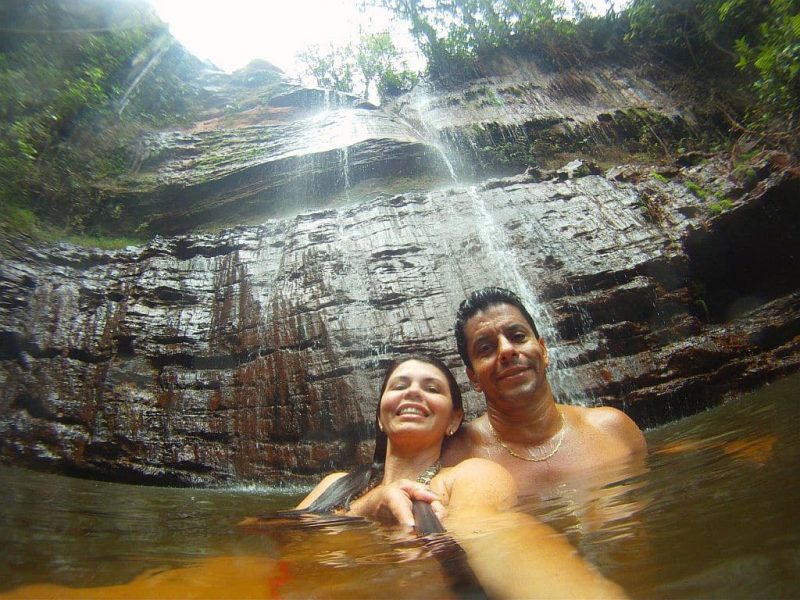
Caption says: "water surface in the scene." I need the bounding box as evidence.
[1,373,798,598]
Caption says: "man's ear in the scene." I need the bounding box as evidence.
[467,367,482,391]
[539,337,549,368]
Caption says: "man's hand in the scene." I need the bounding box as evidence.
[348,480,445,528]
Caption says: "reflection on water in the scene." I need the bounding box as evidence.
[1,373,799,598]
[0,475,300,590]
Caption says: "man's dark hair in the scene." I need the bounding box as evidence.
[454,287,540,370]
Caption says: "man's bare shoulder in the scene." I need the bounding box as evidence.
[441,417,489,465]
[444,458,517,511]
[567,404,647,454]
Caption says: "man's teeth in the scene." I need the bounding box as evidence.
[398,406,426,416]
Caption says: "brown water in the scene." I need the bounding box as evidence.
[1,373,799,599]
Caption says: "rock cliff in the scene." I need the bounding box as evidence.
[1,54,798,485]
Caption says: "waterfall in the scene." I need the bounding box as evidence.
[465,187,588,405]
[401,84,591,405]
[338,145,351,199]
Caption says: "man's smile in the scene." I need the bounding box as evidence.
[496,364,531,381]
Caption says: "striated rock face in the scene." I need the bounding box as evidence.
[2,153,798,485]
[111,56,711,237]
[117,105,451,235]
[392,55,710,178]
[1,52,799,486]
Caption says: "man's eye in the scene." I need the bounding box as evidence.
[512,332,527,342]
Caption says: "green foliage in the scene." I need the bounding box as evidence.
[625,0,762,66]
[708,197,734,214]
[626,0,798,145]
[374,0,628,80]
[356,32,399,99]
[370,0,797,149]
[682,177,735,214]
[0,0,201,240]
[64,233,145,249]
[734,0,800,132]
[297,31,417,102]
[684,180,709,199]
[297,44,356,93]
[652,172,671,183]
[0,203,40,235]
[377,68,419,99]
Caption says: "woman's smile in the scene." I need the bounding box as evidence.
[379,359,462,441]
[396,404,429,417]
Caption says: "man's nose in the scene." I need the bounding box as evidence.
[497,335,517,361]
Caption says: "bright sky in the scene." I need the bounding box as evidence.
[148,1,626,77]
[148,0,405,76]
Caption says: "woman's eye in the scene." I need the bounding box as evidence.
[426,386,441,393]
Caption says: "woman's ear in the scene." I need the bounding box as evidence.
[449,409,464,435]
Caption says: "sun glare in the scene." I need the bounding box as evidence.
[148,0,394,76]
[148,0,625,79]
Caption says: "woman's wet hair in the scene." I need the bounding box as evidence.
[305,353,462,513]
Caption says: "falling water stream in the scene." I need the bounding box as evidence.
[465,185,586,404]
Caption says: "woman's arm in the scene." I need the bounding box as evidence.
[295,472,347,510]
[444,459,627,600]
[347,478,443,527]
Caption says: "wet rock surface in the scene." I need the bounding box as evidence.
[2,152,798,485]
[109,56,717,237]
[1,50,799,485]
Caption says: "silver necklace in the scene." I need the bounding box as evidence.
[488,411,566,462]
[416,461,442,485]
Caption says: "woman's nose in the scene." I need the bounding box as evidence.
[403,382,423,398]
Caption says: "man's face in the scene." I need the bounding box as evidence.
[463,303,549,407]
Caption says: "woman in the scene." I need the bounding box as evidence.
[295,354,627,599]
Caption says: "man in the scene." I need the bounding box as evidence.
[441,287,646,497]
[353,287,646,523]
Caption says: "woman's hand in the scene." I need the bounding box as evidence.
[348,479,446,528]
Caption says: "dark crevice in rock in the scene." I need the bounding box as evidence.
[114,335,136,358]
[11,393,50,419]
[685,174,800,323]
[370,246,424,260]
[186,431,231,443]
[169,460,215,473]
[151,335,195,345]
[142,286,199,307]
[306,366,354,382]
[67,347,111,364]
[153,353,242,370]
[46,251,115,270]
[369,293,408,309]
[173,239,244,260]
[0,331,29,361]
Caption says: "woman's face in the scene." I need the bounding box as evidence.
[378,359,463,449]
